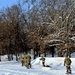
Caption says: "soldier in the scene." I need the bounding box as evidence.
[27,55,31,68]
[64,56,72,74]
[20,56,25,66]
[24,54,31,69]
[40,56,45,67]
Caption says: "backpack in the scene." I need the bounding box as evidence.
[65,57,71,65]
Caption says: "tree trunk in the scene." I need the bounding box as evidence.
[0,55,1,61]
[15,52,18,61]
[38,52,41,57]
[8,54,11,61]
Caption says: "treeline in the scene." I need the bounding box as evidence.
[0,0,75,61]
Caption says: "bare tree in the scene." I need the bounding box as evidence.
[0,0,75,60]
[23,0,75,56]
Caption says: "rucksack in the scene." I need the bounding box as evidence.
[65,57,71,65]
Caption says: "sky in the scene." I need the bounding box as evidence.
[0,0,18,9]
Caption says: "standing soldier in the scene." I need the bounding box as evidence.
[40,56,45,67]
[27,55,31,69]
[64,56,72,74]
[20,56,24,66]
[24,54,31,69]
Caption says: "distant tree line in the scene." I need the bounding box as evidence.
[0,0,75,61]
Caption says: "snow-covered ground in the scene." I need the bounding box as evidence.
[0,53,75,75]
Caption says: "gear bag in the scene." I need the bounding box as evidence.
[65,58,71,65]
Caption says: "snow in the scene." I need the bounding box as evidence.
[0,54,75,75]
[70,36,75,41]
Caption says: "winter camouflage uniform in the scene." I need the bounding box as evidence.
[64,57,72,74]
[24,54,31,69]
[20,55,31,69]
[40,56,45,67]
[20,56,25,66]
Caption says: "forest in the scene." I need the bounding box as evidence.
[0,0,75,61]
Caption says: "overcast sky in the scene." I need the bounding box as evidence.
[0,0,18,9]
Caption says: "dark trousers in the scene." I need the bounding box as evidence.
[66,65,71,73]
[42,62,45,66]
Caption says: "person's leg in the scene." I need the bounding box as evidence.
[42,62,45,66]
[68,66,71,74]
[66,66,68,74]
